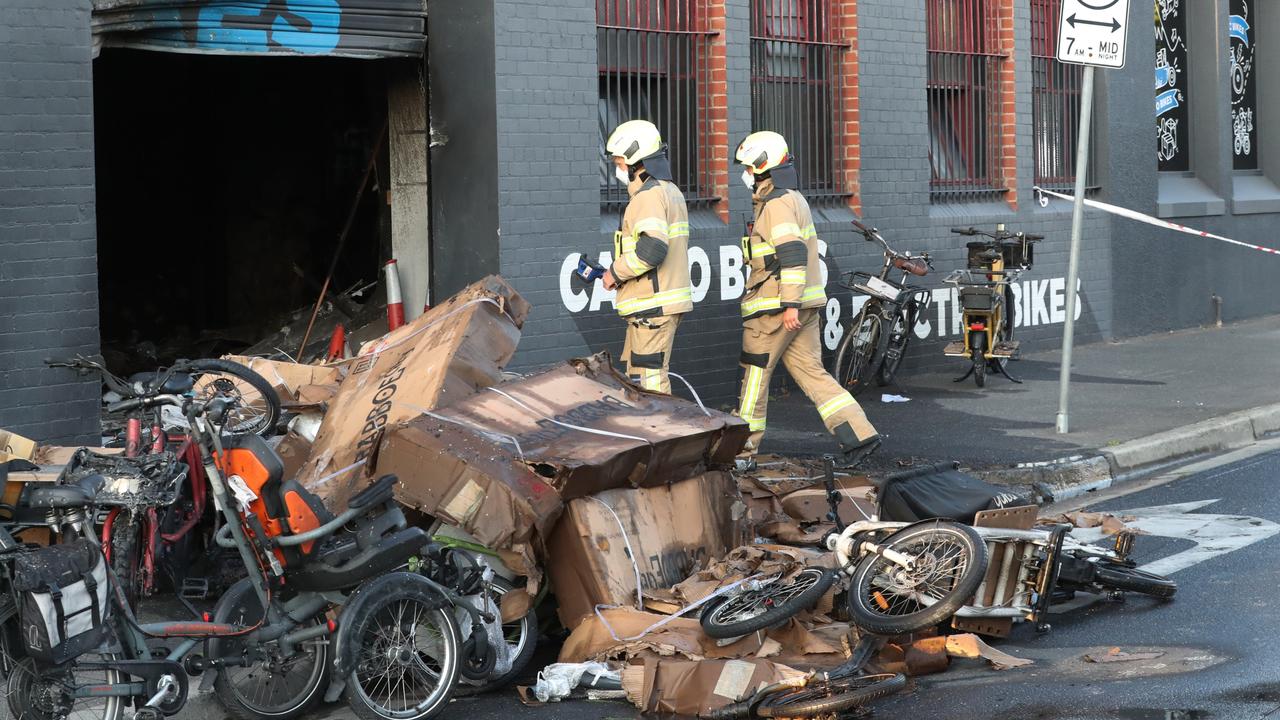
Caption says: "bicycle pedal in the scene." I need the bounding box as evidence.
[180,578,209,599]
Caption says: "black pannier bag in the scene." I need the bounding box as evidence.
[878,462,1030,525]
[13,539,111,665]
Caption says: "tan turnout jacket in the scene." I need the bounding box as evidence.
[611,176,693,318]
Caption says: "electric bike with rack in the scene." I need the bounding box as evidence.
[942,226,1043,388]
[832,220,934,396]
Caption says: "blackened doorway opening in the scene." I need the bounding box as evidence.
[93,49,389,372]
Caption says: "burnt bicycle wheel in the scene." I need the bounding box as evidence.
[699,568,836,639]
[756,673,907,717]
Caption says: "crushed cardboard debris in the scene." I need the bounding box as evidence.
[546,471,743,626]
[1042,510,1141,536]
[943,634,1034,670]
[1084,647,1166,663]
[297,276,530,510]
[441,354,749,499]
[0,429,36,464]
[621,657,806,716]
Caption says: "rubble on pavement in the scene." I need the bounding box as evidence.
[46,274,1165,717]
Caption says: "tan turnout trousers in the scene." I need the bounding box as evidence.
[622,314,681,393]
[738,310,877,454]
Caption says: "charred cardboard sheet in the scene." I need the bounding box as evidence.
[621,657,806,716]
[546,471,744,626]
[443,353,749,499]
[375,416,562,587]
[295,276,529,510]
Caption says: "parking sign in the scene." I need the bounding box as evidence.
[1057,0,1129,69]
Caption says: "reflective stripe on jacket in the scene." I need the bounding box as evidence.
[611,177,694,318]
[740,180,826,320]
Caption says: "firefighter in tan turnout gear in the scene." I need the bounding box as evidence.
[734,131,881,466]
[602,120,693,394]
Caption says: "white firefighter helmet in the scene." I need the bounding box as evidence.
[735,131,790,175]
[606,120,664,166]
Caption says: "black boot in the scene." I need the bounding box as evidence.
[834,422,882,468]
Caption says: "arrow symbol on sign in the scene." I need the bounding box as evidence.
[1072,499,1280,575]
[1067,13,1122,32]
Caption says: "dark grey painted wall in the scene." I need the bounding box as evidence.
[1107,0,1280,337]
[477,0,1116,405]
[0,0,102,444]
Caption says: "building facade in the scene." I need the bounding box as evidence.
[3,0,1278,442]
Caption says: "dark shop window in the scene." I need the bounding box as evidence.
[1155,0,1190,172]
[927,0,1005,201]
[1230,0,1258,171]
[750,0,848,202]
[1031,0,1097,190]
[598,0,715,209]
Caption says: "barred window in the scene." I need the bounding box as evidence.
[1031,0,1097,190]
[598,0,715,209]
[927,0,1004,201]
[749,0,849,202]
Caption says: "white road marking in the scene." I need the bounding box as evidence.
[1071,499,1280,575]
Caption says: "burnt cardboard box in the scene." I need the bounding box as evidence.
[445,354,749,499]
[296,276,529,510]
[546,470,744,627]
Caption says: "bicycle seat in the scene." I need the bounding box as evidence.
[22,474,105,509]
[128,371,195,395]
[893,257,929,277]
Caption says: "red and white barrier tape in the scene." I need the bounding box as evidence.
[1034,186,1280,257]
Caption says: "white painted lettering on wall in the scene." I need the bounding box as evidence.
[559,248,1085,351]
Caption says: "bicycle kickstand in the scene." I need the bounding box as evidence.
[995,361,1023,384]
[952,364,975,383]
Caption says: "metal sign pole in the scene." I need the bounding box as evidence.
[1055,64,1095,434]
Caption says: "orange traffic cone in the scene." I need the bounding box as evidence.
[385,259,405,331]
[327,324,347,361]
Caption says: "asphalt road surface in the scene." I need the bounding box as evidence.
[179,441,1280,720]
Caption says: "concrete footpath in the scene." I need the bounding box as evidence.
[757,315,1280,495]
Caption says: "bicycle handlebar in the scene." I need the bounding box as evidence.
[951,227,978,236]
[105,394,185,415]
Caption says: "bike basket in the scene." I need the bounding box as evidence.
[959,287,995,311]
[842,271,902,302]
[12,539,111,665]
[1001,239,1034,268]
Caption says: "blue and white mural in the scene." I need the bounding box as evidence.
[1230,0,1258,170]
[1155,0,1189,172]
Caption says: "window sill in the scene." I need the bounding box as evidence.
[1156,174,1225,218]
[1230,174,1280,215]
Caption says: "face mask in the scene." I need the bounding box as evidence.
[615,166,631,184]
[741,169,755,189]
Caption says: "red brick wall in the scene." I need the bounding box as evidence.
[700,0,730,222]
[996,0,1018,209]
[836,0,861,213]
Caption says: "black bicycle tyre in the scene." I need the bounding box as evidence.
[1093,564,1177,599]
[756,673,907,718]
[212,578,331,720]
[846,522,988,636]
[700,568,836,639]
[108,510,142,611]
[970,332,987,388]
[186,358,281,437]
[834,307,882,397]
[344,574,460,720]
[455,576,538,695]
[876,306,913,387]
